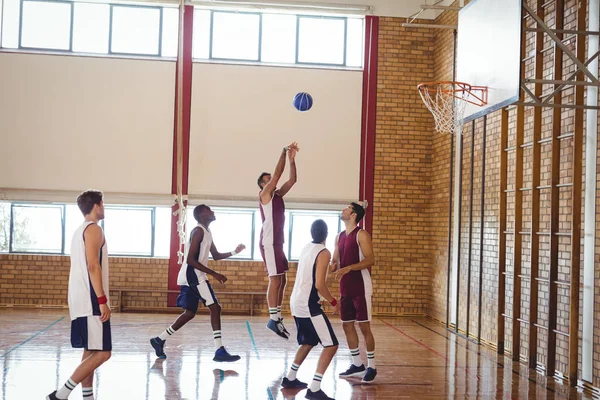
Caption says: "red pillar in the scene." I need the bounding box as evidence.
[168,5,194,307]
[359,16,379,234]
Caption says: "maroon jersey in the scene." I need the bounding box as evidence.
[259,191,286,246]
[338,227,373,297]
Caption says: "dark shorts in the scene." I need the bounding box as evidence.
[294,313,338,348]
[260,244,289,276]
[340,295,372,322]
[71,316,112,351]
[176,281,219,313]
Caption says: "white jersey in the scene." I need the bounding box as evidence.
[177,224,213,286]
[68,221,109,321]
[290,242,327,318]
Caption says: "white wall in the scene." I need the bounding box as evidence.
[188,63,362,204]
[0,53,175,198]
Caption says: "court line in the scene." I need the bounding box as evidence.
[0,317,65,359]
[245,321,260,360]
[266,387,275,400]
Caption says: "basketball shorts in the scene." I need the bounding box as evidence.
[260,244,289,277]
[340,294,372,323]
[71,316,112,351]
[176,280,219,313]
[294,313,338,348]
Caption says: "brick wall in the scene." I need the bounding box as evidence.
[372,17,436,315]
[428,0,600,386]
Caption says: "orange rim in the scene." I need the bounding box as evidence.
[418,81,488,107]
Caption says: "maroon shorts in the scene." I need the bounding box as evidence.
[340,295,372,322]
[260,244,289,277]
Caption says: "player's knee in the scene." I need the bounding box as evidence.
[184,309,196,319]
[210,303,222,315]
[99,351,111,363]
[342,322,355,332]
[358,322,372,334]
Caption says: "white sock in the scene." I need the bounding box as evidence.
[309,373,323,392]
[367,351,376,369]
[287,362,300,380]
[350,348,363,367]
[82,387,93,399]
[158,326,175,341]
[56,378,77,399]
[277,306,282,320]
[213,330,222,349]
[269,307,278,321]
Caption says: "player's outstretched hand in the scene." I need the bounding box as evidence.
[235,244,246,254]
[335,267,350,281]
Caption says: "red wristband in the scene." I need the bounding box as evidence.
[330,299,337,307]
[97,295,107,305]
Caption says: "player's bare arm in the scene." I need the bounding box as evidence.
[187,228,226,283]
[210,243,246,261]
[278,143,299,197]
[84,224,110,322]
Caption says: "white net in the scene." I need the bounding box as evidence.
[419,82,470,135]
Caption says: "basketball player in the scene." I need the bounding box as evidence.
[257,142,299,338]
[150,205,245,362]
[331,202,377,383]
[283,219,339,400]
[47,190,111,400]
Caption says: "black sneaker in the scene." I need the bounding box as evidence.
[361,367,377,383]
[338,364,366,378]
[281,377,308,389]
[150,337,167,359]
[305,389,334,400]
[213,346,241,362]
[267,319,288,339]
[278,318,290,336]
[46,391,61,400]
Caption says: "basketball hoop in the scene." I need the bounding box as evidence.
[418,81,488,135]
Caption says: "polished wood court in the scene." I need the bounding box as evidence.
[0,310,592,399]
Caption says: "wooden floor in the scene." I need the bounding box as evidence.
[0,310,593,399]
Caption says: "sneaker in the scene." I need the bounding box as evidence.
[361,367,377,383]
[150,337,167,359]
[338,364,366,378]
[213,346,241,362]
[305,389,334,400]
[278,318,290,336]
[267,319,288,339]
[281,377,308,389]
[46,391,61,400]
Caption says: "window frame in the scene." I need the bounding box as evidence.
[294,14,347,67]
[101,205,156,257]
[207,206,256,261]
[9,202,66,254]
[109,3,163,57]
[19,0,74,52]
[287,209,342,261]
[208,9,262,63]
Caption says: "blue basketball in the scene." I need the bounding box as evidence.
[293,92,313,112]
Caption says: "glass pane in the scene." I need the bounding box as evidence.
[346,18,364,67]
[211,12,259,60]
[1,0,19,48]
[111,6,160,55]
[289,212,340,260]
[210,209,253,259]
[161,7,178,57]
[72,3,109,54]
[21,1,71,50]
[298,17,345,65]
[12,205,63,253]
[64,204,84,255]
[261,13,296,64]
[103,207,152,256]
[0,203,10,252]
[192,9,210,59]
[154,207,172,257]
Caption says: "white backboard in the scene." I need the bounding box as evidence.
[456,0,523,122]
